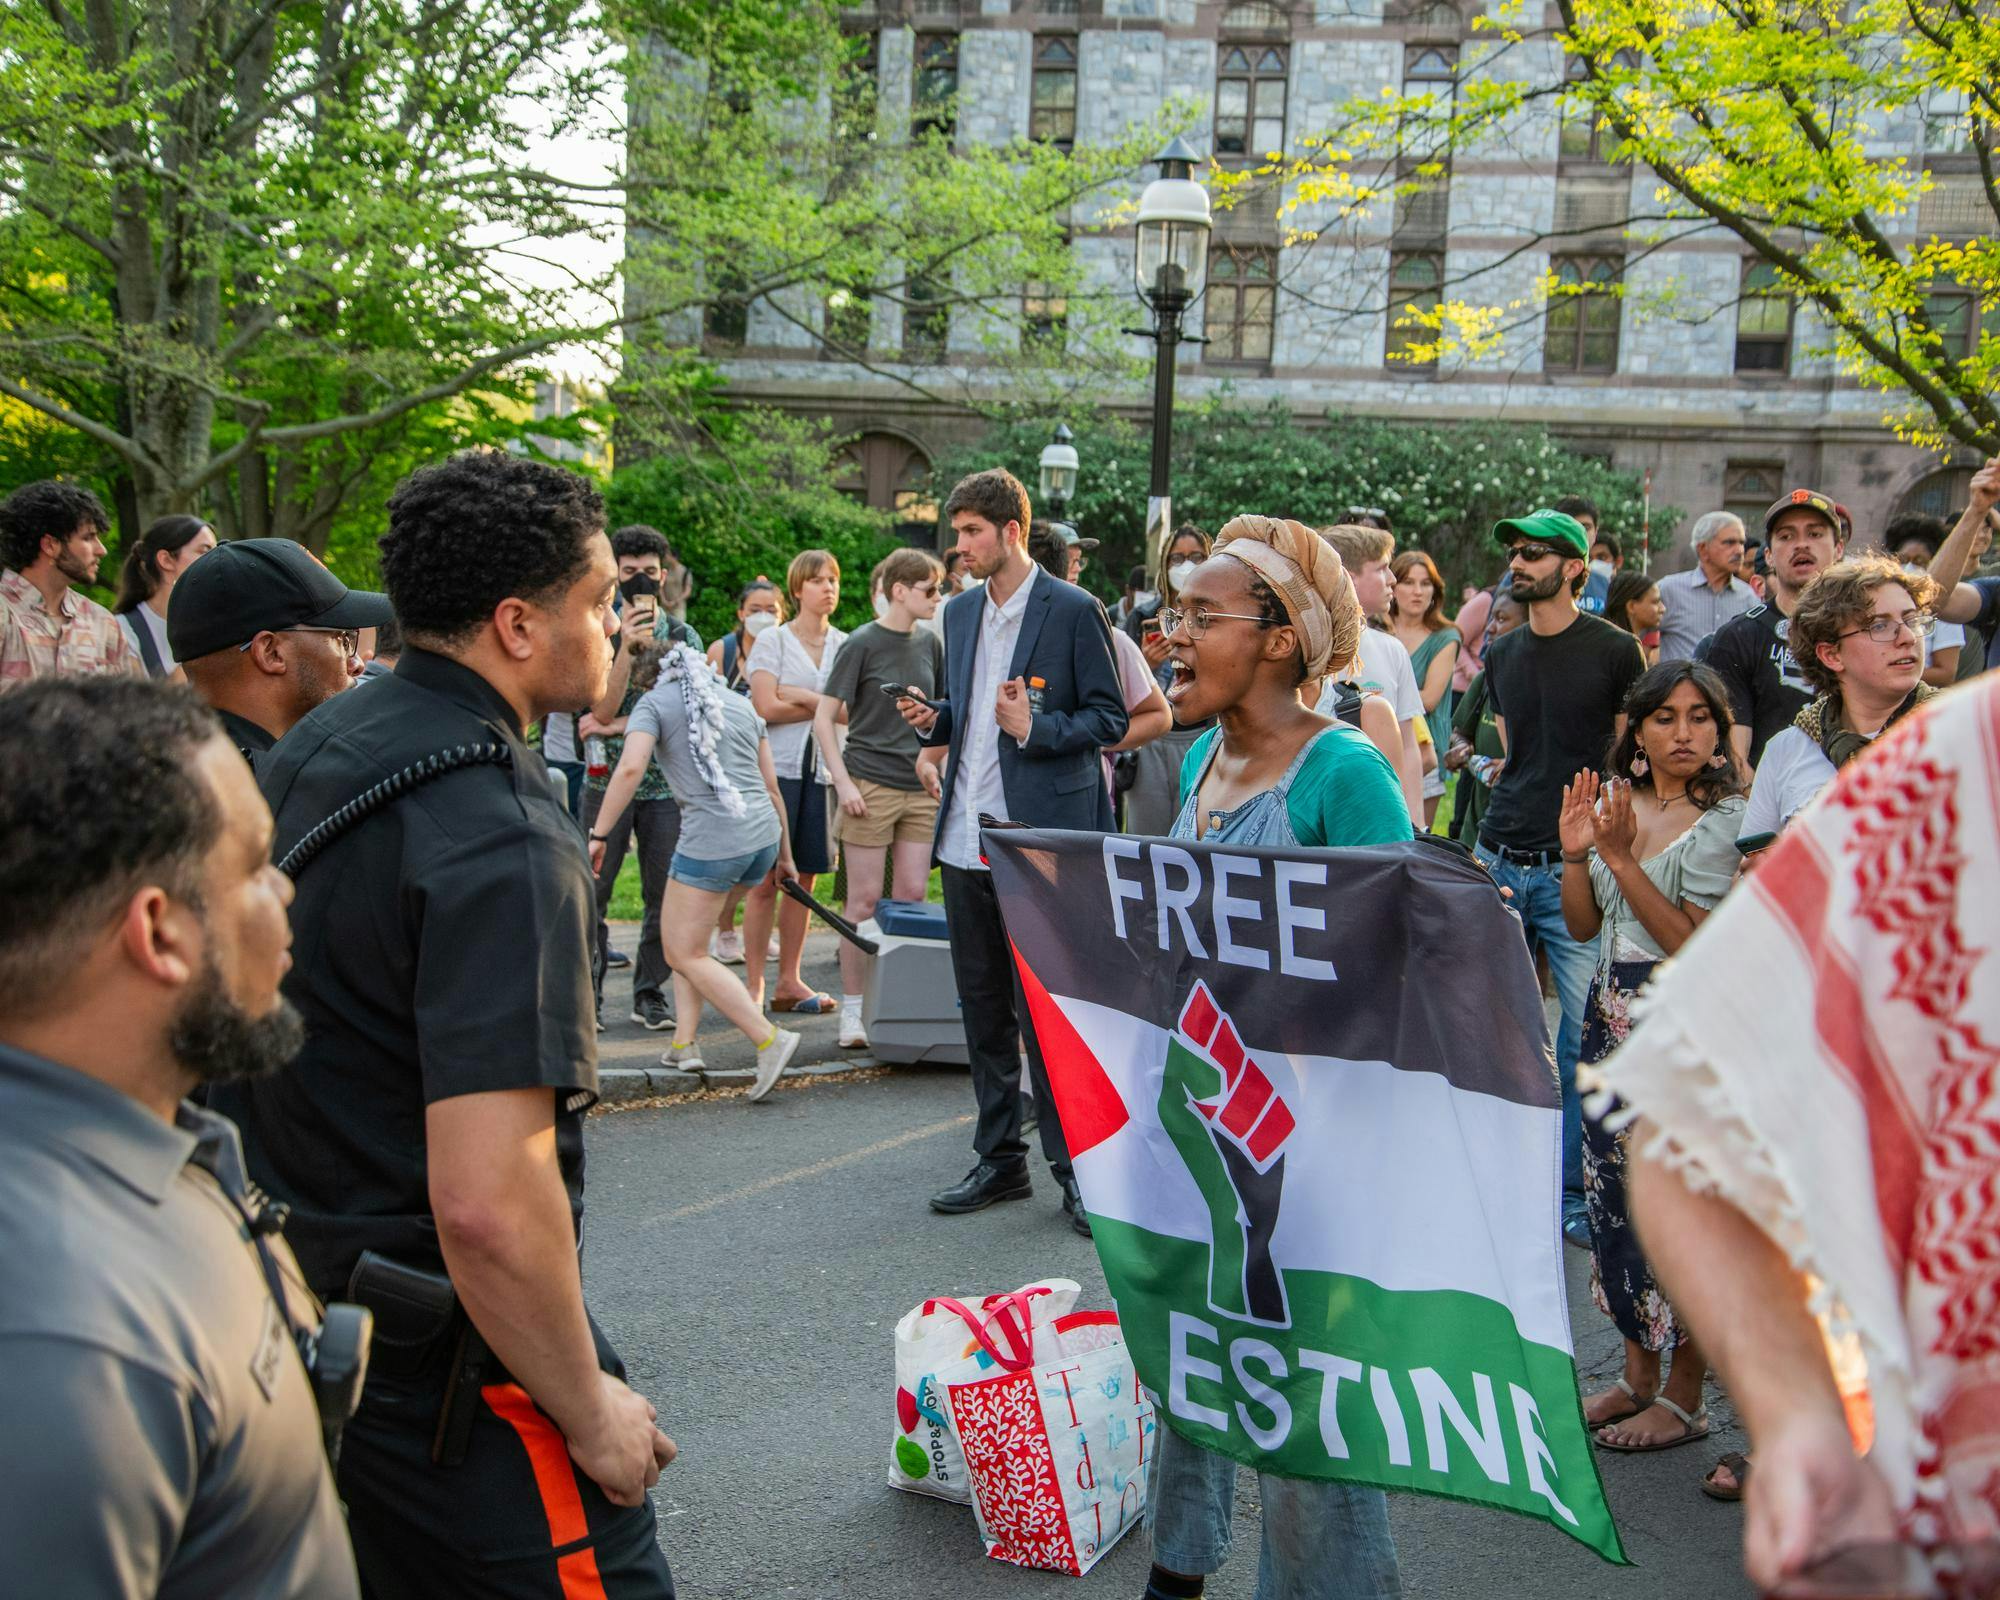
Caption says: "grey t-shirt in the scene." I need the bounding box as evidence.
[629,676,783,860]
[820,621,946,791]
[0,1044,359,1600]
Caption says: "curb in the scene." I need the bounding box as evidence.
[596,1055,886,1104]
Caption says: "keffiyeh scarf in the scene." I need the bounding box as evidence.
[659,641,746,818]
[1593,674,2000,1542]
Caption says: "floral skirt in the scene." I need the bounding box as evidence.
[1582,959,1683,1352]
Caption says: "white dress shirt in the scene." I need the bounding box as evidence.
[938,563,1040,872]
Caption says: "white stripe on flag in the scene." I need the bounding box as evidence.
[1060,994,1572,1354]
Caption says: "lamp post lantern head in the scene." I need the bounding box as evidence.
[1134,136,1212,314]
[1038,422,1079,508]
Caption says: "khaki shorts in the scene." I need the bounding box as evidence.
[835,777,940,848]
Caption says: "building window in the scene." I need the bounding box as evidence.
[1924,88,1971,154]
[1558,56,1610,165]
[1222,1,1288,26]
[1393,44,1455,236]
[1215,45,1288,159]
[1022,280,1067,351]
[1385,251,1442,368]
[1544,254,1622,373]
[1722,461,1786,532]
[833,30,879,145]
[1734,260,1792,374]
[904,274,948,362]
[1208,247,1276,361]
[1924,286,1997,361]
[1030,36,1077,149]
[704,264,749,349]
[824,286,872,354]
[913,34,958,142]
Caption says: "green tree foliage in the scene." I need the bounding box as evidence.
[1271,0,1997,454]
[933,401,1667,600]
[605,403,896,643]
[1,0,1172,546]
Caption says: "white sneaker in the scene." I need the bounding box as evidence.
[716,928,745,965]
[838,1005,867,1049]
[660,1043,705,1074]
[748,1027,800,1102]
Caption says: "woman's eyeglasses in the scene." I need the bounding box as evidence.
[1839,610,1935,645]
[1160,605,1269,640]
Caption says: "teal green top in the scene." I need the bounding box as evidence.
[1177,722,1414,849]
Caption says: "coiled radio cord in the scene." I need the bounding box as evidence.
[277,743,514,880]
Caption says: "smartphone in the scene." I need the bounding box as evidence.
[879,683,941,714]
[1141,617,1164,641]
[1735,831,1778,857]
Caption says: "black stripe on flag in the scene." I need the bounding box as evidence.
[984,829,1558,1111]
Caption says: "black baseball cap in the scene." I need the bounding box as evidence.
[168,537,394,660]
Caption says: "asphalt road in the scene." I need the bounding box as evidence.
[580,1040,1760,1600]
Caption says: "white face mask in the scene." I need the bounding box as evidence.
[1133,590,1159,610]
[1168,561,1200,593]
[1589,559,1615,582]
[872,590,891,619]
[743,611,778,637]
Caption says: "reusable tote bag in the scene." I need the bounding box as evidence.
[889,1280,1080,1503]
[945,1321,1156,1575]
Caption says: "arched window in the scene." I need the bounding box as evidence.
[833,432,938,543]
[1894,465,1977,523]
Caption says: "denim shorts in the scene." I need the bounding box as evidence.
[670,841,779,893]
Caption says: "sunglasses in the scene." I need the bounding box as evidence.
[1507,542,1562,564]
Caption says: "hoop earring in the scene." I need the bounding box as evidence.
[1629,754,1649,778]
[1709,751,1729,769]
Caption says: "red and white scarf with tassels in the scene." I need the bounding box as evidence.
[1596,671,2000,1542]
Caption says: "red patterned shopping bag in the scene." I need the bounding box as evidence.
[946,1333,1156,1576]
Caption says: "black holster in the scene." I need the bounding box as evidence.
[345,1251,488,1467]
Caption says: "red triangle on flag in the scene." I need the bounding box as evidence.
[1009,938,1132,1158]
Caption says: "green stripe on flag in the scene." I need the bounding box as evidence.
[1095,1217,1628,1563]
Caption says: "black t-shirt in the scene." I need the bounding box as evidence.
[209,648,597,1300]
[1704,603,1814,767]
[1481,611,1645,851]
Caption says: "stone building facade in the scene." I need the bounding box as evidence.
[629,0,1979,564]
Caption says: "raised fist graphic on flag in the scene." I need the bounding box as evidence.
[1158,982,1295,1327]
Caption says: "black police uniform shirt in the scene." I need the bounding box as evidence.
[1704,603,1814,767]
[216,706,277,771]
[209,648,598,1300]
[1480,610,1646,853]
[0,1043,359,1599]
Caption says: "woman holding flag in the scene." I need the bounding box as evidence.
[1146,512,1409,1600]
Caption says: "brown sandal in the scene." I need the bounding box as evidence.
[1702,1451,1752,1502]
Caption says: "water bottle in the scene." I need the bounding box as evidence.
[1026,676,1047,715]
[585,735,609,781]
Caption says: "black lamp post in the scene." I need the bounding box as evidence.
[1038,422,1078,520]
[1129,136,1212,566]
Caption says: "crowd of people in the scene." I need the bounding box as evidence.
[2,446,1999,1599]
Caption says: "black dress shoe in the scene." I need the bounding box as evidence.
[929,1163,1032,1214]
[1060,1178,1092,1238]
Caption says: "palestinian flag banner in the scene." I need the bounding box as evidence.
[983,827,1626,1562]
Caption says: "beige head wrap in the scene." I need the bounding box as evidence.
[1212,514,1362,679]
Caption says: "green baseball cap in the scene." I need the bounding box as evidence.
[1492,509,1590,559]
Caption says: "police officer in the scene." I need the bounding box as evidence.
[0,678,360,1598]
[209,452,678,1598]
[170,537,391,768]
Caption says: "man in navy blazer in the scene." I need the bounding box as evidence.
[898,469,1127,1231]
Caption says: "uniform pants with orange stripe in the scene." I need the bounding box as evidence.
[336,1349,676,1600]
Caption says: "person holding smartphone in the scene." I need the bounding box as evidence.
[582,525,702,1033]
[810,549,946,1048]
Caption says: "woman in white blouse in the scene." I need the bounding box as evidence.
[745,548,847,1014]
[113,516,216,679]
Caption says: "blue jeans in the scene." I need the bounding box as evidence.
[1474,845,1596,1200]
[1147,1405,1401,1600]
